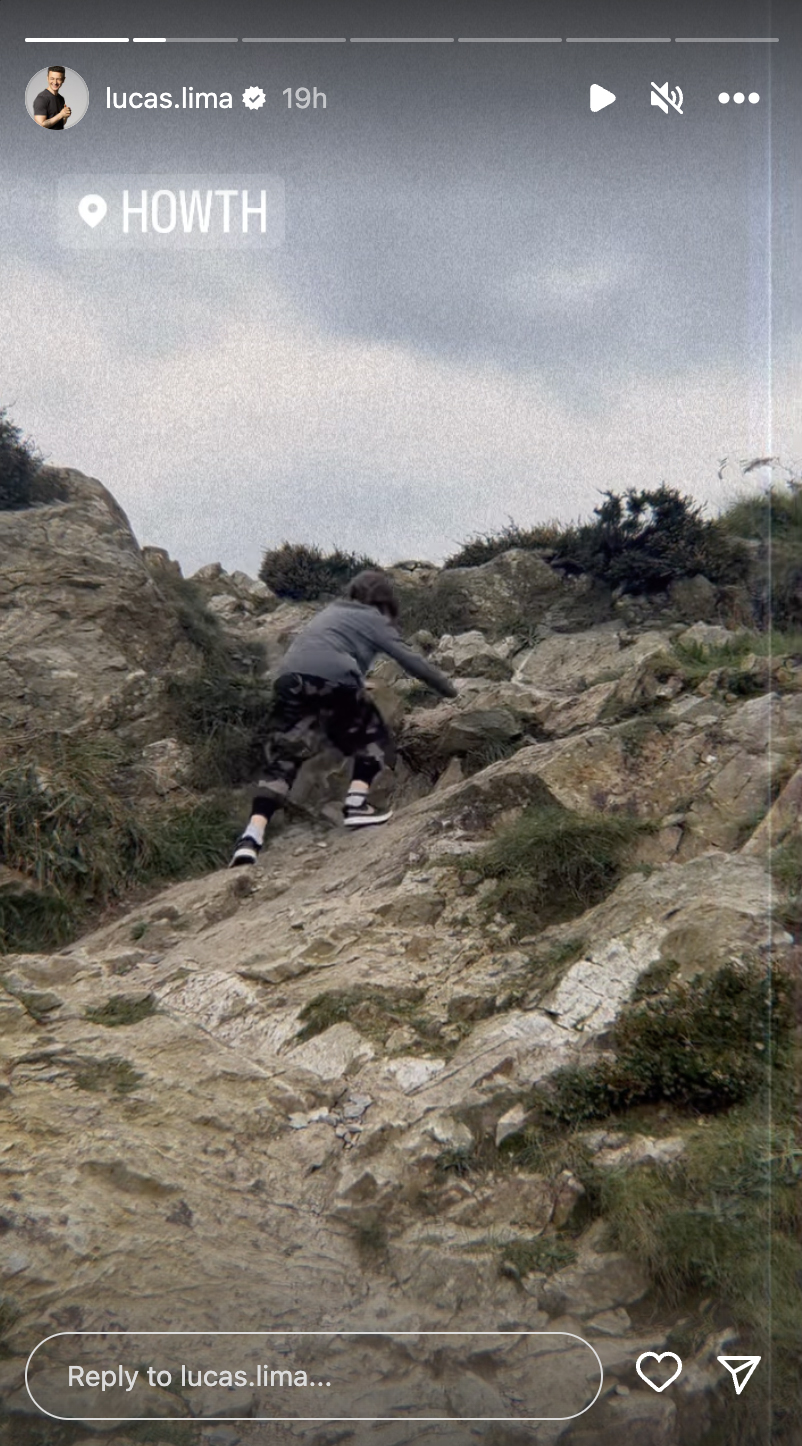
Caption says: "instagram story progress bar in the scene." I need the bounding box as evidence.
[25,34,780,44]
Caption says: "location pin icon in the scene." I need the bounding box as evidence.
[78,194,108,228]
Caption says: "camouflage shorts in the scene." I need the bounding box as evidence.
[258,672,393,799]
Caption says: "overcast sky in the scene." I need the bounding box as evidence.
[1,0,799,576]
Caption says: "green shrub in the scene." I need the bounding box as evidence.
[0,889,75,953]
[603,1114,802,1442]
[259,542,376,601]
[72,1057,143,1094]
[444,521,564,570]
[445,487,750,593]
[0,406,44,510]
[552,486,750,594]
[541,962,792,1123]
[154,571,272,786]
[167,668,274,787]
[772,837,802,896]
[772,837,802,938]
[0,734,235,952]
[463,804,648,937]
[722,480,802,630]
[499,1236,576,1277]
[85,994,157,1027]
[296,984,426,1045]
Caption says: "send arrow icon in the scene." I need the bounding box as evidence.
[717,1357,761,1395]
[590,84,616,112]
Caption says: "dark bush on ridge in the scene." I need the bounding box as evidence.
[721,481,802,628]
[0,407,44,510]
[445,487,750,594]
[259,542,377,601]
[552,486,750,593]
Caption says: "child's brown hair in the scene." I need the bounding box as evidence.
[347,569,400,621]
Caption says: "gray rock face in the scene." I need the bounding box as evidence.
[397,548,614,637]
[3,487,798,1446]
[0,469,194,734]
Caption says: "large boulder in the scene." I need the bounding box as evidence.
[395,548,613,638]
[512,625,675,691]
[0,469,196,734]
[431,629,515,680]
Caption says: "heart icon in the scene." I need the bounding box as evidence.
[635,1351,683,1392]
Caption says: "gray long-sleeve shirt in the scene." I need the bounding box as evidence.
[278,599,457,696]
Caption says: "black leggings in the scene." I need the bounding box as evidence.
[253,673,392,816]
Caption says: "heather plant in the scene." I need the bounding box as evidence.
[721,478,802,628]
[259,542,376,601]
[551,485,750,593]
[0,405,43,510]
[444,486,751,592]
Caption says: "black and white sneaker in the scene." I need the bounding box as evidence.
[343,800,393,829]
[229,834,262,866]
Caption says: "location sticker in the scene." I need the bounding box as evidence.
[78,194,107,227]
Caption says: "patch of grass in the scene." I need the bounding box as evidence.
[157,573,230,666]
[741,628,802,660]
[772,836,802,895]
[72,1056,143,1094]
[130,920,149,941]
[630,957,678,1001]
[722,478,802,631]
[498,1236,576,1278]
[541,961,792,1124]
[259,542,376,601]
[167,666,274,787]
[85,993,157,1027]
[673,636,755,673]
[444,521,564,570]
[434,1145,477,1178]
[347,1214,389,1265]
[603,1111,802,1442]
[615,711,678,757]
[122,798,235,882]
[395,574,476,640]
[462,804,649,938]
[0,890,75,953]
[0,732,236,952]
[772,837,802,939]
[157,571,273,786]
[295,984,426,1045]
[670,638,772,699]
[460,735,525,776]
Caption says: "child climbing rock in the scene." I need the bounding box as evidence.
[230,569,457,864]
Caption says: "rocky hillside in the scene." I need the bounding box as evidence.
[1,471,801,1446]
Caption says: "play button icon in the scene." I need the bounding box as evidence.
[590,84,616,112]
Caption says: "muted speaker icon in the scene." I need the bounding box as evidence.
[651,81,683,114]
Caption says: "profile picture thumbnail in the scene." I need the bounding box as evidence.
[25,66,89,130]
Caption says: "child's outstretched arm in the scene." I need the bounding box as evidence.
[375,618,458,697]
